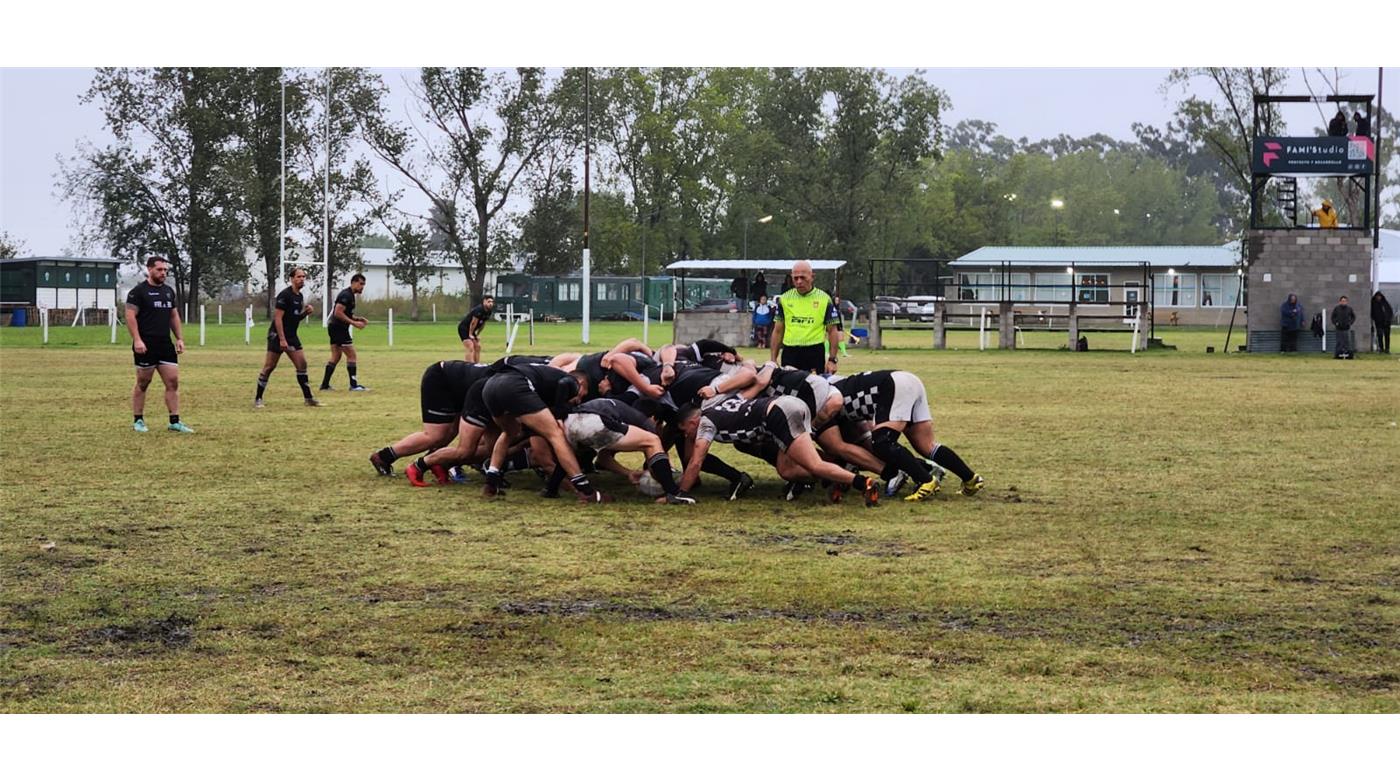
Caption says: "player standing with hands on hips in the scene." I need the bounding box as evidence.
[126,255,193,433]
[320,272,370,391]
[769,260,841,374]
[254,266,320,408]
[459,295,495,363]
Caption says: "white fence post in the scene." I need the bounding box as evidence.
[41,308,49,344]
[643,304,650,345]
[1321,308,1328,353]
[979,307,987,351]
[218,304,223,325]
[388,308,394,348]
[528,308,534,346]
[244,305,252,345]
[432,303,437,323]
[659,302,665,323]
[505,303,514,348]
[1131,307,1141,353]
[199,305,206,346]
[110,308,118,344]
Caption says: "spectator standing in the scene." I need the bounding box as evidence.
[730,273,749,303]
[1328,109,1350,136]
[1353,111,1371,138]
[752,294,774,348]
[1279,293,1304,352]
[1331,295,1356,359]
[1372,291,1393,354]
[1312,199,1339,229]
[751,271,768,302]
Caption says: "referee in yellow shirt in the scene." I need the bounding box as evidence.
[769,260,842,374]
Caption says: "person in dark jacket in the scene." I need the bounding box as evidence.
[1372,291,1394,354]
[1353,111,1371,138]
[751,271,768,301]
[1331,295,1356,359]
[1279,293,1305,352]
[1328,109,1350,137]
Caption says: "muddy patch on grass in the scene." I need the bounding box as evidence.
[74,614,196,653]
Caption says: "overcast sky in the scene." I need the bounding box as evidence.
[0,67,1386,256]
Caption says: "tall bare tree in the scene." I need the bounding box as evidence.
[351,68,566,300]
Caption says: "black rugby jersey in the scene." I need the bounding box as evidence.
[333,287,357,322]
[125,281,177,341]
[696,396,774,445]
[268,286,307,339]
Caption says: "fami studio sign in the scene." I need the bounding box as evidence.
[1252,136,1375,175]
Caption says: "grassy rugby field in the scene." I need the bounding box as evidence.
[2,319,1397,712]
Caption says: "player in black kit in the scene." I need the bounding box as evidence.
[255,266,320,408]
[676,394,881,507]
[458,295,494,362]
[370,359,494,479]
[321,273,369,391]
[125,255,193,433]
[552,398,695,504]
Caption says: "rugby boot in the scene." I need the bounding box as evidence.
[167,422,195,434]
[727,472,755,501]
[133,419,149,433]
[861,479,881,508]
[904,478,941,502]
[959,474,986,497]
[369,451,394,476]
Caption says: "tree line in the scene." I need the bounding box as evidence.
[59,67,1397,312]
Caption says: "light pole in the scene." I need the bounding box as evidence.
[744,214,773,260]
[1050,198,1065,246]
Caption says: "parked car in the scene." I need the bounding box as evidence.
[836,298,859,320]
[873,296,905,318]
[904,295,947,321]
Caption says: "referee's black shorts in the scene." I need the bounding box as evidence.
[779,343,825,374]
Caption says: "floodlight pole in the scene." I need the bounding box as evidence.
[323,69,331,326]
[581,67,592,345]
[278,68,286,299]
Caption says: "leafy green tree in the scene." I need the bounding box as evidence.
[0,230,25,258]
[387,221,431,320]
[61,68,247,306]
[353,68,567,300]
[289,68,391,294]
[1162,68,1289,234]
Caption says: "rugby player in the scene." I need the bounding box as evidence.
[254,266,320,408]
[676,394,881,507]
[458,295,494,362]
[321,273,369,391]
[550,397,695,504]
[830,370,984,500]
[370,359,493,478]
[125,255,193,433]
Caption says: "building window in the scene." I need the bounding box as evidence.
[1153,273,1197,308]
[1200,273,1242,308]
[958,272,997,301]
[558,282,580,302]
[1034,273,1072,303]
[496,281,519,298]
[1077,273,1109,304]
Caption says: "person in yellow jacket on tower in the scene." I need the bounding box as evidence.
[1312,198,1339,229]
[769,259,842,374]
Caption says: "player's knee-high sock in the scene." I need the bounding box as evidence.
[701,453,743,483]
[255,372,269,400]
[646,453,681,495]
[347,362,359,388]
[542,466,567,496]
[872,428,934,484]
[928,444,974,482]
[376,446,399,464]
[320,362,336,389]
[296,371,314,399]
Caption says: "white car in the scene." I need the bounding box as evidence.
[904,295,946,321]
